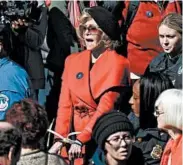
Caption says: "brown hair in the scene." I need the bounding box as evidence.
[159,13,182,35]
[6,99,49,150]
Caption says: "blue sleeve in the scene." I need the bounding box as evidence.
[0,91,24,120]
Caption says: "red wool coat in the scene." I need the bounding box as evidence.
[160,135,182,165]
[54,49,130,164]
[55,49,130,143]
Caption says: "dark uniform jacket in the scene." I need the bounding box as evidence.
[134,128,169,165]
[146,52,182,88]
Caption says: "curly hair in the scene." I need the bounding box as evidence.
[5,99,49,150]
[76,9,121,50]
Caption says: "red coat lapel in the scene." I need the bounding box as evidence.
[68,50,97,108]
[67,50,129,106]
[90,50,113,98]
[90,50,128,99]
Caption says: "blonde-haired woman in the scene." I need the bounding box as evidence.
[154,89,182,165]
[50,6,130,165]
[146,13,182,89]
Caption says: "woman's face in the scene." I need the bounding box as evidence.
[159,24,182,55]
[154,103,166,130]
[129,80,140,117]
[82,19,102,50]
[105,131,133,162]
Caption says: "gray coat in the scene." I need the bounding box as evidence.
[17,151,67,165]
[11,6,48,90]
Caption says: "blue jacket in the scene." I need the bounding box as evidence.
[0,57,31,120]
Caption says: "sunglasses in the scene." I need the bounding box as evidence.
[79,25,101,34]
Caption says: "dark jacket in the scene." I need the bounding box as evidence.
[146,52,182,88]
[11,6,48,90]
[47,7,77,73]
[134,128,169,165]
[91,146,144,165]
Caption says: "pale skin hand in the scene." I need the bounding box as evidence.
[49,141,63,154]
[11,19,28,29]
[68,143,82,160]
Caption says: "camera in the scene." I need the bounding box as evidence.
[0,1,42,31]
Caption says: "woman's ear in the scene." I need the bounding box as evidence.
[132,136,135,143]
[8,146,20,165]
[8,146,14,162]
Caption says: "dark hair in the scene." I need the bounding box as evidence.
[0,123,22,165]
[0,125,21,156]
[6,99,49,149]
[139,72,174,129]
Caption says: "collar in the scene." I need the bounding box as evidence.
[21,148,41,156]
[0,57,10,68]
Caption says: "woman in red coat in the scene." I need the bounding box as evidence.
[50,6,130,165]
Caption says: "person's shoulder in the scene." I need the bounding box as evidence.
[65,50,88,63]
[8,62,28,77]
[111,50,129,65]
[2,59,28,77]
[135,128,169,141]
[150,52,166,65]
[47,153,68,165]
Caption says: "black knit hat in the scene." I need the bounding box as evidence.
[87,6,121,41]
[92,111,134,149]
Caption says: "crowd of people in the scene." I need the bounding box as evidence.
[0,1,182,165]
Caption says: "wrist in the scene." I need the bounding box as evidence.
[74,139,83,147]
[54,138,63,144]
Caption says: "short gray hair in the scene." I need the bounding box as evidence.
[155,89,183,130]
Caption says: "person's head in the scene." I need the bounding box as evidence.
[129,80,140,117]
[0,122,22,165]
[93,111,134,163]
[158,13,182,56]
[6,99,49,150]
[129,72,174,129]
[77,6,121,50]
[154,89,182,132]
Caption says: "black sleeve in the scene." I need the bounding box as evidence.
[47,7,77,50]
[18,7,48,50]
